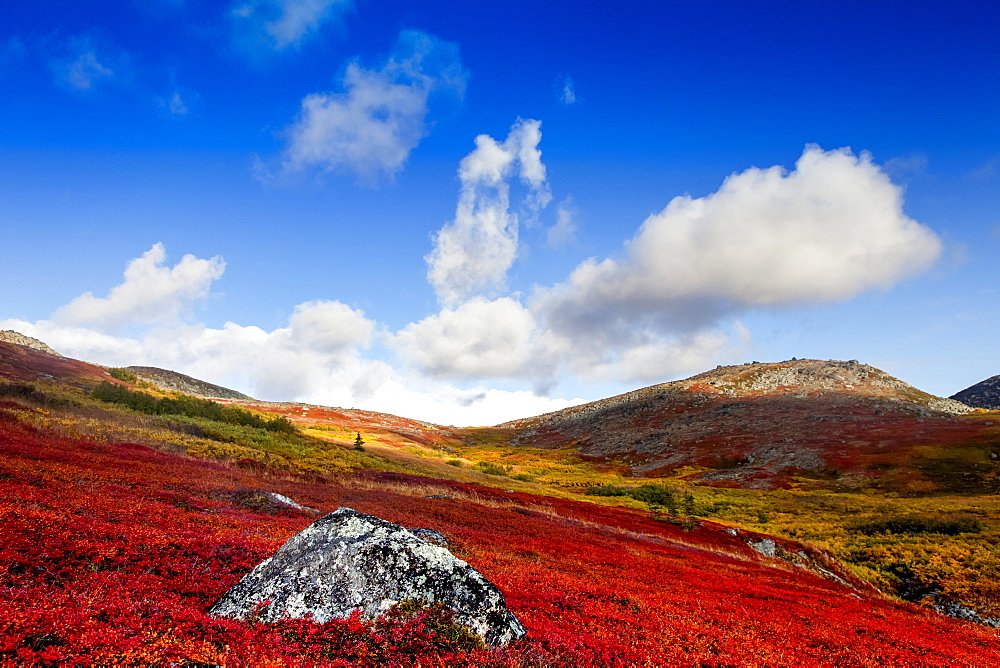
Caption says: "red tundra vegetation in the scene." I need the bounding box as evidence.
[3,404,999,666]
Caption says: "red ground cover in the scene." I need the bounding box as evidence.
[2,409,998,666]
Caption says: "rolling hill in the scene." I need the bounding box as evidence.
[499,359,995,491]
[952,373,1000,410]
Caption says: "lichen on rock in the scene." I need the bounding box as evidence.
[209,507,526,646]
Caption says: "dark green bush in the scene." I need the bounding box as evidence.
[0,382,47,404]
[848,514,984,536]
[106,368,138,383]
[585,485,630,497]
[475,461,512,477]
[90,381,297,434]
[586,483,691,515]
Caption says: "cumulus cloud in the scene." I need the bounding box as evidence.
[536,145,942,344]
[4,243,578,426]
[1,304,568,428]
[276,30,466,182]
[406,144,943,386]
[425,118,551,306]
[392,297,555,379]
[53,243,225,331]
[231,0,353,50]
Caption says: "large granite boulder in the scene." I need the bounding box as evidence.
[209,507,526,646]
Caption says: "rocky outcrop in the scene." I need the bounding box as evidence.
[124,366,251,400]
[209,507,526,646]
[951,374,1000,410]
[0,331,61,357]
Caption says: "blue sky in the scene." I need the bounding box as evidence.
[1,0,998,425]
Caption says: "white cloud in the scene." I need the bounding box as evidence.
[536,145,942,343]
[53,243,225,331]
[392,297,553,379]
[572,322,752,383]
[231,0,352,50]
[3,243,580,426]
[1,297,571,428]
[276,30,466,182]
[407,144,943,387]
[425,118,551,306]
[287,299,374,353]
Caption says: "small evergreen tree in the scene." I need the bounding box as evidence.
[354,432,365,451]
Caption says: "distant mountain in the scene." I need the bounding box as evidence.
[500,359,988,490]
[124,366,252,400]
[951,374,1000,410]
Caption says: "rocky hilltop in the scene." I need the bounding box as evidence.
[124,366,252,400]
[0,330,61,357]
[951,374,1000,410]
[500,359,985,489]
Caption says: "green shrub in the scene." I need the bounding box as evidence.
[91,382,297,434]
[848,514,984,536]
[0,382,47,404]
[106,368,138,383]
[585,485,630,497]
[586,484,690,515]
[475,461,512,477]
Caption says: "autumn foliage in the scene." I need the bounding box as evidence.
[3,403,999,666]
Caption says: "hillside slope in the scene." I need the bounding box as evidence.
[3,395,999,664]
[0,340,110,386]
[500,359,991,490]
[951,373,1000,410]
[4,335,1000,640]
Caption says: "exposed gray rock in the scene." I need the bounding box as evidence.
[124,366,251,400]
[209,507,526,646]
[748,537,778,558]
[0,331,61,357]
